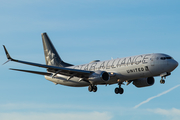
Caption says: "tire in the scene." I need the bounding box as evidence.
[160,80,165,84]
[88,85,93,92]
[93,86,97,92]
[119,88,124,94]
[115,88,119,94]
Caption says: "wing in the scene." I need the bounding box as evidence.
[10,68,53,76]
[3,45,93,78]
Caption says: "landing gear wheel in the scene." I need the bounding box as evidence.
[115,88,119,94]
[160,79,165,84]
[88,85,93,92]
[114,82,124,95]
[93,86,97,92]
[119,88,124,94]
[88,85,98,92]
[114,87,124,94]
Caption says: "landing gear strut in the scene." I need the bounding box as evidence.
[160,72,171,84]
[114,82,124,94]
[88,85,97,92]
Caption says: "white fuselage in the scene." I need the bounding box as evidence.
[45,53,178,87]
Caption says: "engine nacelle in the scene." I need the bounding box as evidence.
[133,77,155,88]
[88,70,110,84]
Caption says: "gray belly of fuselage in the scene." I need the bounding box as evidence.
[45,75,91,87]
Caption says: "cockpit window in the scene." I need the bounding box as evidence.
[160,57,172,60]
[160,57,166,60]
[167,57,172,59]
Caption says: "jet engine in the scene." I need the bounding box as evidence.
[88,70,110,84]
[133,77,155,88]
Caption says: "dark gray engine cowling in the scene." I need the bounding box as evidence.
[88,70,110,84]
[133,77,155,88]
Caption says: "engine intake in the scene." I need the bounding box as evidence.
[133,77,155,88]
[101,72,109,81]
[88,71,110,84]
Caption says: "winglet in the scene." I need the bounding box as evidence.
[3,45,12,65]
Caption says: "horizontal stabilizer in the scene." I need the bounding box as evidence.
[10,68,52,76]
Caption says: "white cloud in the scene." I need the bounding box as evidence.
[148,108,180,120]
[0,112,113,120]
[0,102,117,112]
[150,108,180,116]
[0,103,80,111]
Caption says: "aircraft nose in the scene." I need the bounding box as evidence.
[171,60,178,69]
[174,60,179,68]
[167,59,178,72]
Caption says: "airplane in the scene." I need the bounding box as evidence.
[3,33,179,94]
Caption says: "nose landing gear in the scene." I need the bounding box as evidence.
[160,79,165,84]
[160,72,171,84]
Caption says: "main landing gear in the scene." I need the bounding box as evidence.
[88,85,97,92]
[114,82,124,94]
[160,72,171,84]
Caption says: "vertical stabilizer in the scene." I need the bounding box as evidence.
[41,33,73,67]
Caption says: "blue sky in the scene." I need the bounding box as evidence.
[0,0,180,120]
